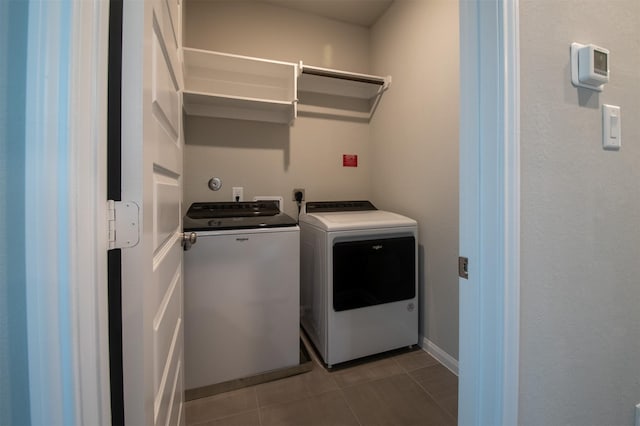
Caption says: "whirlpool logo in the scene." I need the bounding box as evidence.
[372,244,383,250]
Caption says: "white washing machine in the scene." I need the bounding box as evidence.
[183,201,300,392]
[299,201,418,367]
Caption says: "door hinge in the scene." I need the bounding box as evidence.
[458,256,469,279]
[108,200,140,250]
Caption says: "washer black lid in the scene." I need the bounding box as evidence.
[184,201,297,231]
[186,201,280,219]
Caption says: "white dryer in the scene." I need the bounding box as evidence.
[299,201,418,367]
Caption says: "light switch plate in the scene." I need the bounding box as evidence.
[602,104,621,150]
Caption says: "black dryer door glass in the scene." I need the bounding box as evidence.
[333,236,415,312]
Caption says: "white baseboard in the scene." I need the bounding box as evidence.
[420,337,459,376]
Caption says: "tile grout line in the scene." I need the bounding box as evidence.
[338,387,364,426]
[187,407,260,426]
[254,387,263,426]
[187,350,454,425]
[339,370,450,426]
[257,386,343,410]
[259,388,361,425]
[406,369,457,423]
[332,356,406,391]
[186,386,262,426]
[255,372,321,410]
[337,370,409,396]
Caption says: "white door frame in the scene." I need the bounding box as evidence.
[23,0,111,424]
[458,0,520,425]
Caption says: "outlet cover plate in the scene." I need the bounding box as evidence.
[292,188,305,201]
[232,187,244,202]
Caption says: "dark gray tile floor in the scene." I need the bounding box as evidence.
[185,339,458,426]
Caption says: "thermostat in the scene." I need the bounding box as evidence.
[571,42,609,91]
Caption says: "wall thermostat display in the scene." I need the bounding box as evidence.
[571,42,609,91]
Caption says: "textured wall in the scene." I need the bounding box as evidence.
[183,0,372,218]
[370,0,460,359]
[519,1,640,424]
[184,115,372,218]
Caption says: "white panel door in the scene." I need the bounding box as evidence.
[121,0,184,423]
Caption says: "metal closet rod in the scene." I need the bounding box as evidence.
[301,67,386,85]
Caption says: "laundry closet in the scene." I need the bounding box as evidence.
[181,0,460,371]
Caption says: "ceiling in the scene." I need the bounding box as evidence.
[259,0,395,27]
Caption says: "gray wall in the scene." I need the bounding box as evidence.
[183,0,461,362]
[519,1,640,424]
[370,0,460,359]
[183,1,372,219]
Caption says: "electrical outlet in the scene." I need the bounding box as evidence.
[292,188,305,202]
[232,187,243,202]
